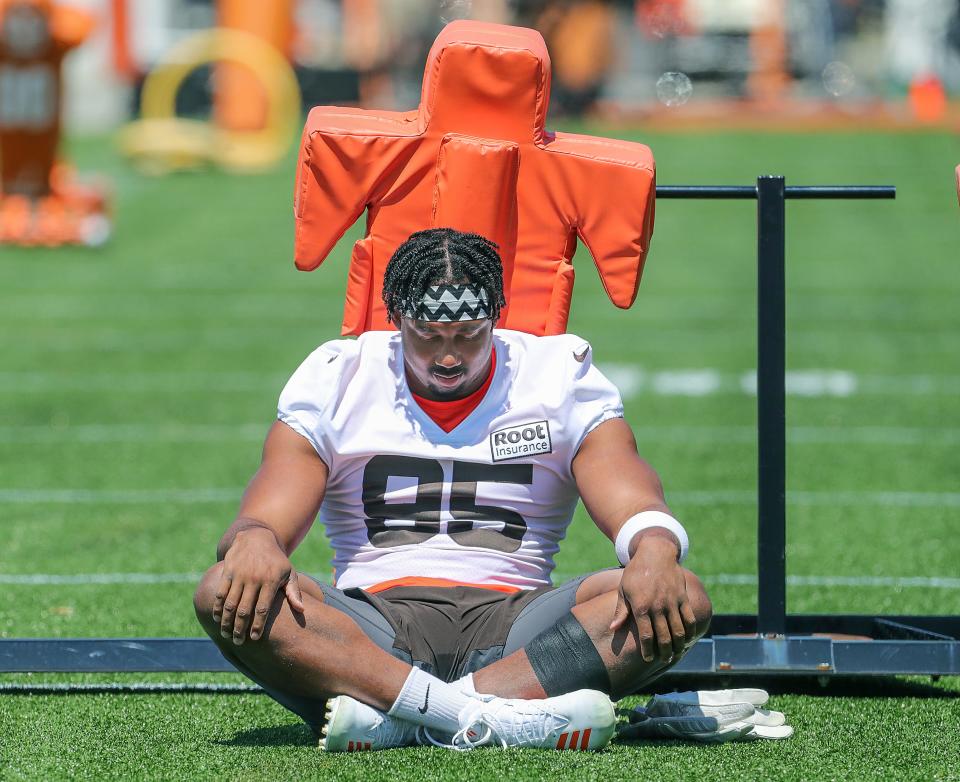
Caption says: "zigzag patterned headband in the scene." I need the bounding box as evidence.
[405,284,492,322]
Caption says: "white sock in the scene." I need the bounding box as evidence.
[388,667,473,732]
[452,672,481,697]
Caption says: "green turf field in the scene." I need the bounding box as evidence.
[1,129,958,780]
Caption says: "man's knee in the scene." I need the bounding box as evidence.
[193,562,225,630]
[574,569,623,604]
[524,612,611,696]
[684,570,713,638]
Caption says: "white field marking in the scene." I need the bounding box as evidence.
[632,425,960,446]
[652,369,721,397]
[702,574,960,589]
[740,370,857,397]
[0,488,239,503]
[19,289,950,322]
[1,571,958,589]
[667,490,960,508]
[1,367,959,396]
[0,330,312,355]
[0,423,268,444]
[603,366,645,397]
[600,365,960,398]
[2,423,958,446]
[1,488,959,507]
[0,372,284,393]
[0,294,327,320]
[0,572,203,585]
[0,684,262,694]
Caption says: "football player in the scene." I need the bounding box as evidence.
[194,228,713,751]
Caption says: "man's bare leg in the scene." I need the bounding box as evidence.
[471,569,712,700]
[194,562,411,711]
[195,562,621,751]
[196,563,709,710]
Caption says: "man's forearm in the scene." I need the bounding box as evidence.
[216,518,282,561]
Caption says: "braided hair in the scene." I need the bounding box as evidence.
[382,228,506,323]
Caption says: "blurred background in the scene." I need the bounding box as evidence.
[50,0,960,131]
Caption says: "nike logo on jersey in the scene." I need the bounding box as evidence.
[418,685,430,714]
[490,421,552,462]
[573,344,590,363]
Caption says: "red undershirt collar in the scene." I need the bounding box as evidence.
[411,348,496,433]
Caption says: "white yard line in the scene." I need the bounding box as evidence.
[631,425,960,445]
[1,488,959,506]
[1,367,959,396]
[668,490,960,508]
[3,423,958,445]
[0,573,204,585]
[0,424,269,444]
[661,426,960,445]
[602,365,960,398]
[0,372,283,393]
[0,572,957,588]
[0,488,240,503]
[704,574,960,589]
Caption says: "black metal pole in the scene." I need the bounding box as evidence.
[756,176,787,636]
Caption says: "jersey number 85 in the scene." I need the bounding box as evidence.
[362,455,532,553]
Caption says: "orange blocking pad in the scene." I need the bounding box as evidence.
[293,21,656,336]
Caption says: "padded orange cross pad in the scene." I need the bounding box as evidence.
[293,20,656,336]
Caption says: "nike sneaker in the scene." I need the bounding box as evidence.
[321,688,617,752]
[319,696,418,752]
[422,689,616,751]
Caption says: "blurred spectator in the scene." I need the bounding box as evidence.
[885,0,954,90]
[527,0,617,116]
[0,0,95,197]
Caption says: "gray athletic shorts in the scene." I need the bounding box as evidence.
[234,571,613,732]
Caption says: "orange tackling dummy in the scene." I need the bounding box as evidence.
[293,21,656,336]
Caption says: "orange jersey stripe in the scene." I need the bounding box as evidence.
[580,728,591,749]
[365,576,522,595]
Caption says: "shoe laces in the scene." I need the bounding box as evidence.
[416,723,494,751]
[418,699,568,751]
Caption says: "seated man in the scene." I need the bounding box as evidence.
[194,228,712,752]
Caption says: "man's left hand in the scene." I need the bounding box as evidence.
[609,534,696,663]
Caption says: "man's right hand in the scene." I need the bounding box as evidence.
[213,525,305,645]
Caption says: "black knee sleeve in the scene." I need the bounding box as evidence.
[523,612,611,696]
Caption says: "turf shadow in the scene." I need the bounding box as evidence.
[216,723,317,748]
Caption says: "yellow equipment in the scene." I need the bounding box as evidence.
[120,27,301,174]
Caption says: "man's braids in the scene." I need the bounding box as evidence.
[382,228,506,322]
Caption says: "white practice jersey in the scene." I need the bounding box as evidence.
[278,328,623,591]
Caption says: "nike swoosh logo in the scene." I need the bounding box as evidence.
[573,346,589,363]
[418,684,430,714]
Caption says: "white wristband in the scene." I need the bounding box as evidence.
[615,511,689,566]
